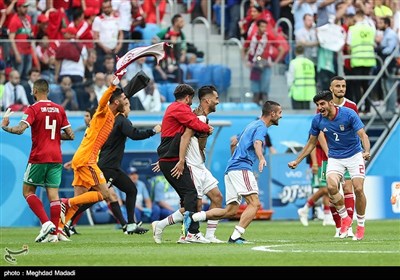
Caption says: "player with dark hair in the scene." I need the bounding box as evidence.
[298,76,359,236]
[97,99,161,234]
[1,78,75,242]
[183,101,283,243]
[59,73,129,238]
[152,85,223,244]
[156,84,214,242]
[288,90,370,241]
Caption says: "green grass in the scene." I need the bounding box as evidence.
[1,219,399,267]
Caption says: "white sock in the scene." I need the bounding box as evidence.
[230,225,245,240]
[192,211,206,222]
[356,214,365,227]
[205,220,219,239]
[158,210,183,230]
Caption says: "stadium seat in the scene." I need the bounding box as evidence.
[209,64,231,94]
[166,83,178,102]
[187,63,211,88]
[157,83,169,101]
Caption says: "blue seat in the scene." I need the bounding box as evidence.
[188,63,214,89]
[157,83,169,100]
[209,64,231,94]
[166,83,179,102]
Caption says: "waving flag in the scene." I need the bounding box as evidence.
[115,42,168,77]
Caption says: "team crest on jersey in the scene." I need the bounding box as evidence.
[339,125,345,131]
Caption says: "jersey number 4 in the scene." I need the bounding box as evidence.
[45,116,56,140]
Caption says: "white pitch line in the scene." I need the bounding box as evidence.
[252,245,399,254]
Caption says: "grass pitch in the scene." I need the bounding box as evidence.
[1,219,399,268]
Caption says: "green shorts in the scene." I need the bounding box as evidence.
[23,163,62,188]
[320,161,351,185]
[311,164,327,188]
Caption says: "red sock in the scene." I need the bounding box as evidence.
[306,199,315,208]
[344,192,355,220]
[323,205,330,214]
[50,200,61,228]
[330,205,341,228]
[26,194,49,224]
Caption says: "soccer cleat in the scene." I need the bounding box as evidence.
[322,214,335,226]
[124,223,138,235]
[185,232,210,243]
[297,207,309,226]
[124,222,148,235]
[183,211,193,236]
[35,221,56,242]
[339,216,352,239]
[206,236,225,243]
[47,234,59,243]
[151,221,163,244]
[334,227,341,238]
[63,224,71,237]
[228,237,250,244]
[176,235,190,244]
[347,226,354,238]
[57,230,71,242]
[60,198,69,224]
[352,226,365,241]
[133,224,149,234]
[69,225,79,235]
[40,234,58,243]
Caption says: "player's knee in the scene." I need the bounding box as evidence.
[329,192,342,204]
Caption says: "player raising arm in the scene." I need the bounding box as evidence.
[288,90,370,241]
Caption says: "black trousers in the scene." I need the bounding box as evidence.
[159,160,199,234]
[102,168,138,224]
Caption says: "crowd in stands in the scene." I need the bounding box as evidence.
[0,0,399,113]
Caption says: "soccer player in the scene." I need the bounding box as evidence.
[183,101,283,244]
[288,90,370,240]
[1,79,75,242]
[152,85,224,244]
[156,84,214,243]
[298,76,359,237]
[59,73,129,235]
[97,99,161,234]
[328,76,358,237]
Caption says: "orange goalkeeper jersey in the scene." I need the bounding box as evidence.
[72,84,117,168]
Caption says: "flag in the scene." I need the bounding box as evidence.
[115,42,168,76]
